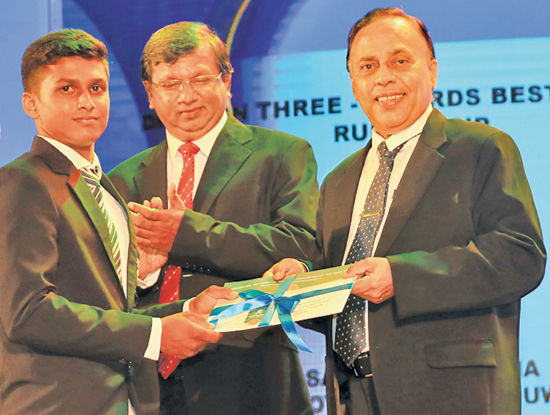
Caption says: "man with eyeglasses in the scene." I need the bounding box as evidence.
[109,22,319,415]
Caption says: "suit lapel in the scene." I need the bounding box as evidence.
[193,115,252,213]
[31,137,128,301]
[134,141,169,208]
[328,145,370,266]
[72,169,129,301]
[375,109,448,256]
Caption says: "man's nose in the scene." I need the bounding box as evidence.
[77,90,95,110]
[176,81,198,103]
[374,64,397,86]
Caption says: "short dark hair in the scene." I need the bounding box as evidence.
[346,7,436,71]
[22,29,108,95]
[141,21,233,83]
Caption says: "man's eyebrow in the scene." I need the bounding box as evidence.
[54,78,77,84]
[358,55,377,62]
[390,48,409,56]
[357,49,409,61]
[53,78,107,85]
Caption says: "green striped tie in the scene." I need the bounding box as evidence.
[80,166,123,282]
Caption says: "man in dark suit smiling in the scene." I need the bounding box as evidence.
[0,29,235,415]
[109,22,319,415]
[267,7,546,415]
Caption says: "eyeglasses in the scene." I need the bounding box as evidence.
[150,73,223,93]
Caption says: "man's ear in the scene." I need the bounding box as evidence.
[429,59,438,89]
[222,73,232,99]
[349,72,359,102]
[143,81,155,110]
[22,92,40,119]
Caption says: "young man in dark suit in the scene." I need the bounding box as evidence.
[108,22,318,415]
[0,29,235,415]
[267,8,546,415]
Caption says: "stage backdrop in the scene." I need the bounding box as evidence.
[0,1,548,413]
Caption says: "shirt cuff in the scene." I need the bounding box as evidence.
[144,317,162,360]
[144,300,192,361]
[138,268,161,289]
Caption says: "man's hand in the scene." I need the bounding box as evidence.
[159,286,238,359]
[128,183,188,252]
[262,258,306,281]
[160,312,221,359]
[189,285,238,316]
[166,182,185,210]
[138,246,167,279]
[128,194,184,252]
[343,257,394,303]
[134,197,168,278]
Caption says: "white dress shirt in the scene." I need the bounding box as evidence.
[334,105,434,352]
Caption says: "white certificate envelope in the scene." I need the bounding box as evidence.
[209,265,356,332]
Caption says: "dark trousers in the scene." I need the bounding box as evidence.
[159,374,190,415]
[335,355,381,415]
[346,376,381,415]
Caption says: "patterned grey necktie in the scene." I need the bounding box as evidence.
[335,141,403,366]
[80,166,123,282]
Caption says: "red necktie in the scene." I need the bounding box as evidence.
[158,142,200,379]
[176,142,200,209]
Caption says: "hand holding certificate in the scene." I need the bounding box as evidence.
[208,265,357,351]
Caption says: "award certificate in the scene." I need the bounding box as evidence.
[209,265,355,333]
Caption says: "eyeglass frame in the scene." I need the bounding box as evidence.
[149,73,224,93]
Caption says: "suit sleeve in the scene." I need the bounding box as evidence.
[171,138,322,279]
[390,131,546,319]
[0,166,153,365]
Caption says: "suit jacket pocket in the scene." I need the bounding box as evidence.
[425,340,496,368]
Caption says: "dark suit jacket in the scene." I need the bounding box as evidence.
[108,113,320,415]
[0,137,184,415]
[317,109,546,415]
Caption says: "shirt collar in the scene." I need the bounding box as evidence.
[372,104,433,152]
[166,111,228,162]
[40,136,102,174]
